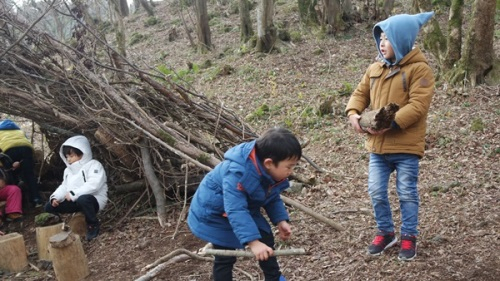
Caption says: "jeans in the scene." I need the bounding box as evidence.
[44,194,100,225]
[212,230,282,281]
[368,153,420,236]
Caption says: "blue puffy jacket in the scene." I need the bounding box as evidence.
[187,140,290,248]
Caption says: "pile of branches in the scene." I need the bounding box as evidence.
[0,1,257,222]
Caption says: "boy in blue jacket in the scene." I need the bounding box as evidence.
[188,127,302,281]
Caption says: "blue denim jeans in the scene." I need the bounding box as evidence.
[368,153,420,236]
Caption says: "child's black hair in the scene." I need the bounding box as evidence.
[62,145,83,157]
[255,127,302,165]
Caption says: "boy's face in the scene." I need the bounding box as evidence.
[379,32,395,62]
[0,178,5,189]
[66,151,83,164]
[264,157,299,182]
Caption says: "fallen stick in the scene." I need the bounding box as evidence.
[202,248,307,258]
[281,195,345,231]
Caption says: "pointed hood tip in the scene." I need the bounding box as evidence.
[417,11,435,27]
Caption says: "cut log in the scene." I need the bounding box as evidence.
[359,103,399,131]
[49,231,89,281]
[36,223,64,261]
[0,232,28,272]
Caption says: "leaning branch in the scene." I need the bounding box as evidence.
[281,195,345,231]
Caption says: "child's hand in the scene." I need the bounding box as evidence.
[51,199,60,207]
[366,127,391,135]
[277,221,292,240]
[0,231,4,236]
[348,114,365,134]
[12,161,20,169]
[247,240,274,261]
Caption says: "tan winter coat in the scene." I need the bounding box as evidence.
[345,47,435,157]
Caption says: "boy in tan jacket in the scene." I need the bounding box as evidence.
[345,12,435,261]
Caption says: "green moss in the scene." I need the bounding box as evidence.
[158,130,176,146]
[197,153,210,164]
[129,32,146,46]
[144,16,159,27]
[470,118,485,132]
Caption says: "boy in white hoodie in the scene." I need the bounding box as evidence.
[44,135,108,241]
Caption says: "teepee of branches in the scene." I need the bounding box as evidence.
[0,0,258,225]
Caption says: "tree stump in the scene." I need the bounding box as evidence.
[67,212,87,238]
[359,103,400,131]
[0,232,28,272]
[36,223,64,261]
[49,231,89,281]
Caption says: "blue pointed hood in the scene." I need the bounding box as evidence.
[373,12,434,65]
[0,119,21,130]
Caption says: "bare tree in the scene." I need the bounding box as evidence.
[442,0,463,70]
[416,0,497,86]
[239,0,253,42]
[298,0,318,26]
[456,0,496,86]
[381,0,394,18]
[194,0,212,52]
[135,0,154,16]
[322,0,344,34]
[256,0,276,52]
[119,0,129,16]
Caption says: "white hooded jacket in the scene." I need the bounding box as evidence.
[49,135,108,210]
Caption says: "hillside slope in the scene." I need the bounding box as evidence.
[6,1,499,280]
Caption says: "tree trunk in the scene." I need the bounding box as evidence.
[297,0,318,26]
[140,0,155,16]
[239,0,254,42]
[415,0,447,72]
[140,139,168,227]
[322,0,344,34]
[443,0,463,71]
[256,0,276,52]
[133,0,140,13]
[461,0,496,86]
[342,0,353,21]
[194,0,212,52]
[120,0,129,16]
[381,0,394,19]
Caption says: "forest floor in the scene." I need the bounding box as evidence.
[2,0,499,280]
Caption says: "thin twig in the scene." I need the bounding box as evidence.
[114,188,148,227]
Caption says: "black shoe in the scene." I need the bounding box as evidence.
[398,234,417,261]
[367,231,397,255]
[86,223,100,241]
[5,213,23,223]
[33,199,44,208]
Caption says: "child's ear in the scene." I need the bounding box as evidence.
[263,158,275,169]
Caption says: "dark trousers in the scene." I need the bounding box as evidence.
[44,194,100,225]
[212,230,281,281]
[5,146,41,204]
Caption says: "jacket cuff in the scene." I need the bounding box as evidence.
[346,110,358,117]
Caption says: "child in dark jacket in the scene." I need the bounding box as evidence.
[0,168,23,232]
[188,127,302,281]
[0,119,43,207]
[345,12,435,261]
